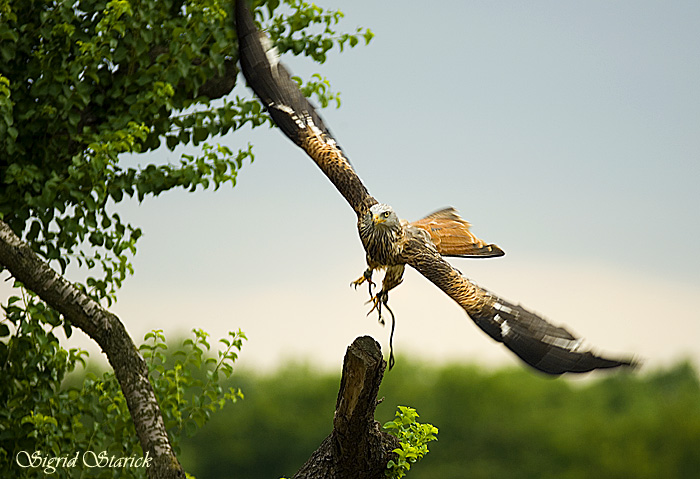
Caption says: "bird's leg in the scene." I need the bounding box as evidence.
[370,265,402,318]
[366,290,389,325]
[365,264,405,325]
[365,291,396,369]
[351,267,375,297]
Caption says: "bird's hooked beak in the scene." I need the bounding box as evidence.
[372,213,386,225]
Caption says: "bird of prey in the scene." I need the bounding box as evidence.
[234,1,637,375]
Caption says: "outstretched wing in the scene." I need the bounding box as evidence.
[236,1,637,375]
[235,1,377,217]
[410,207,505,258]
[401,235,637,375]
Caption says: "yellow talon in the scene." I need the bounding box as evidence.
[351,275,368,288]
[365,295,381,314]
[351,269,375,291]
[365,291,389,326]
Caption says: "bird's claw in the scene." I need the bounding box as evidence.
[366,291,389,325]
[351,269,375,297]
[354,270,396,370]
[351,274,374,289]
[364,291,397,370]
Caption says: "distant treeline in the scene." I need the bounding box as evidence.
[176,359,700,479]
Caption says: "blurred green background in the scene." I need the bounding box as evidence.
[167,358,700,479]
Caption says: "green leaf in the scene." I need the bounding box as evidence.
[383,406,438,478]
[0,0,371,463]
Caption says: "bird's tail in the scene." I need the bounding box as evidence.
[409,207,504,258]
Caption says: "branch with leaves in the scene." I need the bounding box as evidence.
[0,219,184,478]
[1,0,375,476]
[287,336,437,479]
[292,336,399,479]
[383,406,438,479]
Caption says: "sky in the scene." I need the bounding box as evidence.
[6,1,700,374]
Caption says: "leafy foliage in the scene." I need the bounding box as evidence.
[141,328,246,444]
[178,363,340,478]
[264,0,373,62]
[1,326,245,478]
[1,0,372,474]
[176,358,700,479]
[0,290,87,469]
[383,406,438,479]
[0,0,372,305]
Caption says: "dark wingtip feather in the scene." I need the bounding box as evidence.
[235,0,334,146]
[473,298,638,375]
[235,0,257,38]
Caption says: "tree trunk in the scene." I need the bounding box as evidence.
[293,336,400,479]
[0,220,184,479]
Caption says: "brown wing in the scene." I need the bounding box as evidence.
[237,2,637,376]
[400,237,638,375]
[235,1,377,217]
[410,208,504,258]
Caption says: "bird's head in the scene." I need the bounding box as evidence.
[369,203,400,229]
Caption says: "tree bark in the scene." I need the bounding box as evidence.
[0,219,184,479]
[293,336,400,479]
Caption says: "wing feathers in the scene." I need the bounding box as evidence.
[235,1,328,145]
[235,1,377,216]
[484,299,637,374]
[402,238,637,375]
[410,207,505,258]
[237,1,637,376]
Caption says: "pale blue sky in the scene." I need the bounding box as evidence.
[8,1,700,372]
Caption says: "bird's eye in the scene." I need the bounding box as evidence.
[383,211,390,218]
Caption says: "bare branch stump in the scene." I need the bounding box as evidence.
[293,336,400,479]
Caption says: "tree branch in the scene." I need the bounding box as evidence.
[293,336,399,479]
[0,219,184,479]
[197,58,239,99]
